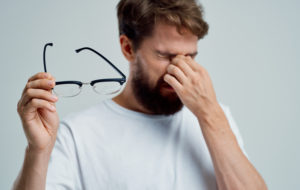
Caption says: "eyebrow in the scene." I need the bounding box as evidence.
[156,50,198,58]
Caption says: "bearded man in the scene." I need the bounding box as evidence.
[13,0,267,189]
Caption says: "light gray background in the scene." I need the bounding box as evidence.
[0,0,299,189]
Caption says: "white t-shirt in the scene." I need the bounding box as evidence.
[46,99,249,190]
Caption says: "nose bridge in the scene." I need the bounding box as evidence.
[168,54,177,61]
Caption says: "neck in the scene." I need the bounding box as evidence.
[112,77,153,115]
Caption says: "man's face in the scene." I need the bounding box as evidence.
[131,22,198,115]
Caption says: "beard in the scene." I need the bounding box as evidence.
[131,57,183,115]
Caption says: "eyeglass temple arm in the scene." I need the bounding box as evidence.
[43,43,53,73]
[75,47,126,80]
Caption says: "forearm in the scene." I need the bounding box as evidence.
[197,105,267,190]
[13,146,52,190]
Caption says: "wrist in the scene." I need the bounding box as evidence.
[26,143,54,158]
[14,145,52,190]
[24,145,52,174]
[196,102,224,123]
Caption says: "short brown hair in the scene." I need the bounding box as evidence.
[117,0,209,50]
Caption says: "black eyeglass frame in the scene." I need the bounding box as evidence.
[43,43,126,95]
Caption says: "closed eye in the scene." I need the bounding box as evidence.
[156,50,197,60]
[157,53,170,59]
[156,51,176,60]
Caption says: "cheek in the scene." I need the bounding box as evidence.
[138,52,170,83]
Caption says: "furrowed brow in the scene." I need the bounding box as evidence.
[156,50,177,58]
[156,50,198,58]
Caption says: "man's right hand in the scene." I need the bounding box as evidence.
[17,72,59,154]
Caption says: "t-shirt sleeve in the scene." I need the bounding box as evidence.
[46,121,82,190]
[220,103,250,160]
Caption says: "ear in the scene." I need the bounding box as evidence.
[120,34,136,63]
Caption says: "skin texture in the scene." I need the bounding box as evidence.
[114,22,268,190]
[113,23,199,113]
[129,55,184,115]
[14,73,58,190]
[13,22,268,190]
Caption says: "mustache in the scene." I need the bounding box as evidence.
[156,74,169,88]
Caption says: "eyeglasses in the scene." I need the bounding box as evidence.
[43,43,126,97]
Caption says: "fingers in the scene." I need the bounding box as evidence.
[184,55,207,74]
[166,64,187,85]
[173,55,198,72]
[167,55,198,85]
[22,72,55,94]
[22,88,58,106]
[23,98,56,113]
[28,72,54,82]
[26,79,55,90]
[171,56,195,76]
[164,74,182,92]
[18,72,57,115]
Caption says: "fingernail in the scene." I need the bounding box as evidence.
[164,74,168,80]
[50,105,56,111]
[52,95,58,101]
[44,73,48,78]
[48,81,54,86]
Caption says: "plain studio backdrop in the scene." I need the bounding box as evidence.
[0,0,299,189]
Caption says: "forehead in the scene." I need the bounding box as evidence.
[142,22,198,54]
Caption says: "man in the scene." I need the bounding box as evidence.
[13,0,267,189]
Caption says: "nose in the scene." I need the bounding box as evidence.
[168,55,177,61]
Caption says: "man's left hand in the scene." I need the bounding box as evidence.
[164,55,220,118]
